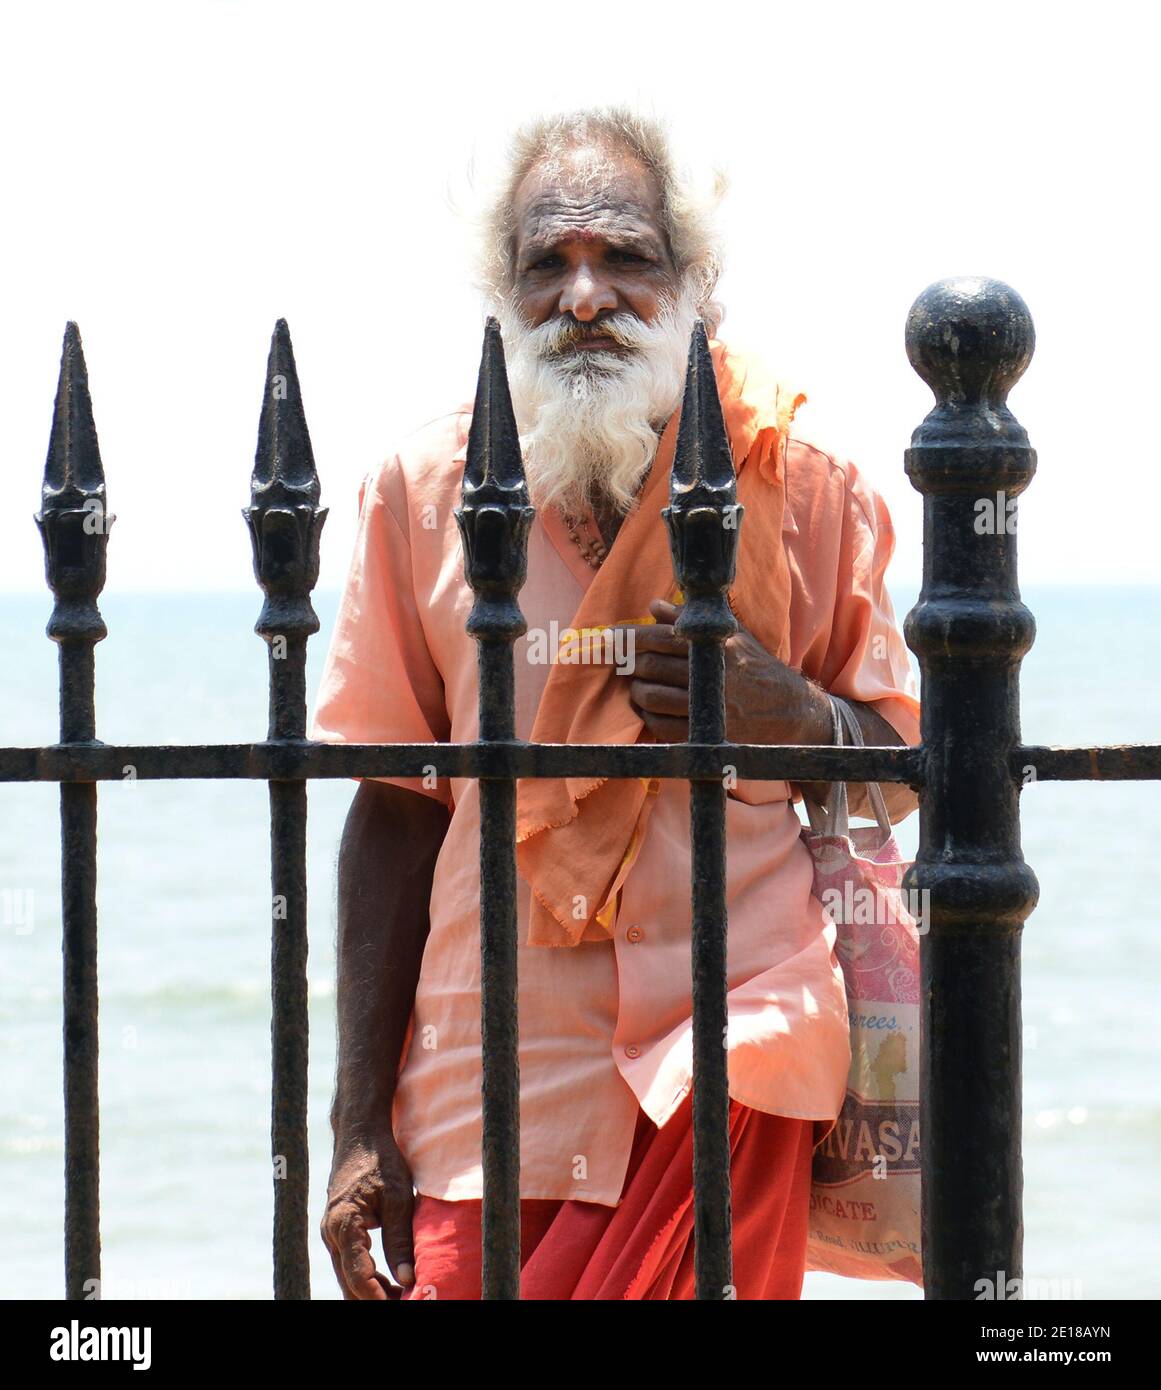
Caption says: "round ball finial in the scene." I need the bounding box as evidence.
[905,277,1035,407]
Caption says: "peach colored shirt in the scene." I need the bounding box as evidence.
[309,381,921,1207]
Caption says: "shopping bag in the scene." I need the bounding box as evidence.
[801,694,923,1286]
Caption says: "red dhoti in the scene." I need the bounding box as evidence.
[402,1091,815,1301]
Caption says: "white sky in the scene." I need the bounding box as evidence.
[1,0,1158,594]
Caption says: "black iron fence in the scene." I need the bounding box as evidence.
[4,276,1158,1301]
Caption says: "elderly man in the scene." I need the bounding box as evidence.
[312,108,920,1301]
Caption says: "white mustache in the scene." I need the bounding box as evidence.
[532,312,658,357]
[496,277,703,515]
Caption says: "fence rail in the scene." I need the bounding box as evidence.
[6,277,1159,1299]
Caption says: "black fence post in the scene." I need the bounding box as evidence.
[36,323,113,1300]
[455,319,534,1300]
[902,277,1040,1300]
[243,319,327,1300]
[663,321,741,1300]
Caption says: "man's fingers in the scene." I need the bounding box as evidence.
[328,1241,396,1301]
[322,1151,416,1301]
[615,623,687,657]
[640,710,689,742]
[336,1211,390,1301]
[372,1270,403,1301]
[649,598,681,623]
[322,1210,359,1301]
[622,651,688,687]
[629,680,689,718]
[326,1237,356,1301]
[380,1195,416,1289]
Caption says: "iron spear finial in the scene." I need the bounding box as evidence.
[663,320,743,612]
[42,322,107,506]
[672,318,737,502]
[455,318,533,644]
[37,323,113,643]
[251,318,322,505]
[244,320,327,641]
[463,317,528,498]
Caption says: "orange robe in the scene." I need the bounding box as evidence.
[402,1092,814,1300]
[308,340,921,1224]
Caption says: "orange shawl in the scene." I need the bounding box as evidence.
[515,340,806,947]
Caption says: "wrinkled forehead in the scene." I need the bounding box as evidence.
[512,148,672,260]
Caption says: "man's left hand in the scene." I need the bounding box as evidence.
[614,599,832,745]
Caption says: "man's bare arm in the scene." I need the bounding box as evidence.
[795,689,920,825]
[321,780,449,1301]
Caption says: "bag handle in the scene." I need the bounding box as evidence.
[804,696,843,836]
[804,693,893,840]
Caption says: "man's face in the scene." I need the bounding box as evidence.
[510,146,680,349]
[499,144,700,516]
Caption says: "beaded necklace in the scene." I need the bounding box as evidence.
[560,472,647,570]
[560,511,608,570]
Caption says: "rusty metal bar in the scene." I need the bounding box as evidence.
[15,736,1160,786]
[454,319,533,1300]
[664,321,739,1299]
[902,278,1041,1300]
[15,737,1159,786]
[15,733,1161,789]
[243,319,327,1300]
[1011,744,1161,781]
[0,740,926,785]
[36,323,112,1300]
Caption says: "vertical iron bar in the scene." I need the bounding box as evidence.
[455,319,533,1300]
[244,319,327,1300]
[36,323,112,1299]
[902,278,1040,1300]
[663,321,741,1299]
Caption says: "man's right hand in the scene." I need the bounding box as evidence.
[321,1130,417,1300]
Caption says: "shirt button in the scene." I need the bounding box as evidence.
[625,1044,641,1059]
[626,924,644,943]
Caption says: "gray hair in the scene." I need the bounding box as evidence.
[477,107,726,334]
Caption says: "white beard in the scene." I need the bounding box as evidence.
[496,280,702,517]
